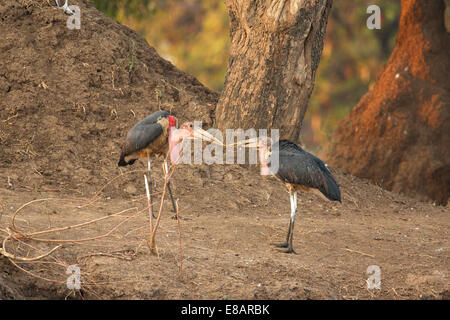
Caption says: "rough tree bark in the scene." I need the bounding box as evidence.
[215,0,332,141]
[330,0,450,205]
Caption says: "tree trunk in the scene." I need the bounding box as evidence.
[330,0,450,205]
[215,0,332,141]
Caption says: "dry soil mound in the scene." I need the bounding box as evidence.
[0,0,218,196]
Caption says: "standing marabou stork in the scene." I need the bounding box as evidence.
[247,138,341,253]
[118,110,206,218]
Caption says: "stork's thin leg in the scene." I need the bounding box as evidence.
[283,191,297,254]
[293,191,297,211]
[275,220,291,248]
[147,157,156,219]
[275,191,295,249]
[164,160,177,214]
[167,182,177,213]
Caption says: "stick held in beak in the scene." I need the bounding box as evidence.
[239,137,259,149]
[191,127,223,145]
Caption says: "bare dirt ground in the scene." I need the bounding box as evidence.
[0,163,449,300]
[0,0,448,300]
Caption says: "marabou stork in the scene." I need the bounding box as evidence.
[118,110,208,218]
[247,138,341,253]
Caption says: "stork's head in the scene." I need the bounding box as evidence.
[244,136,273,175]
[167,122,191,164]
[168,122,218,164]
[179,121,193,131]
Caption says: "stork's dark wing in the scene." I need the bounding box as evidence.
[127,122,163,151]
[270,143,341,202]
[118,122,163,166]
[137,110,170,126]
[118,110,170,166]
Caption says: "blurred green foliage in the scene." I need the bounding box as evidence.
[92,0,401,153]
[91,0,154,19]
[304,0,400,152]
[92,0,229,91]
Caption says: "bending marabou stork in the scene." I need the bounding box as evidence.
[247,138,341,253]
[118,110,206,218]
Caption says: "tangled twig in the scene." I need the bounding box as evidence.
[0,229,62,261]
[0,164,183,291]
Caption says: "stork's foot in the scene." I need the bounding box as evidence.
[281,247,296,254]
[274,241,296,253]
[274,242,289,248]
[171,214,182,220]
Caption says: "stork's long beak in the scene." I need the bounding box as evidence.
[238,137,259,149]
[190,128,223,145]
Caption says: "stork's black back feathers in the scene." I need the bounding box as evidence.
[118,110,170,166]
[269,140,341,202]
[135,110,170,127]
[125,122,163,150]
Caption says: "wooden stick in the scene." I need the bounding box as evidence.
[342,248,375,258]
[175,199,183,280]
[1,230,61,262]
[148,154,177,253]
[144,174,154,251]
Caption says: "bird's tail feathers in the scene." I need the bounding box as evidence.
[118,155,136,166]
[320,170,342,203]
[118,157,128,166]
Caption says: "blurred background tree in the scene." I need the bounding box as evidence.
[91,0,401,156]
